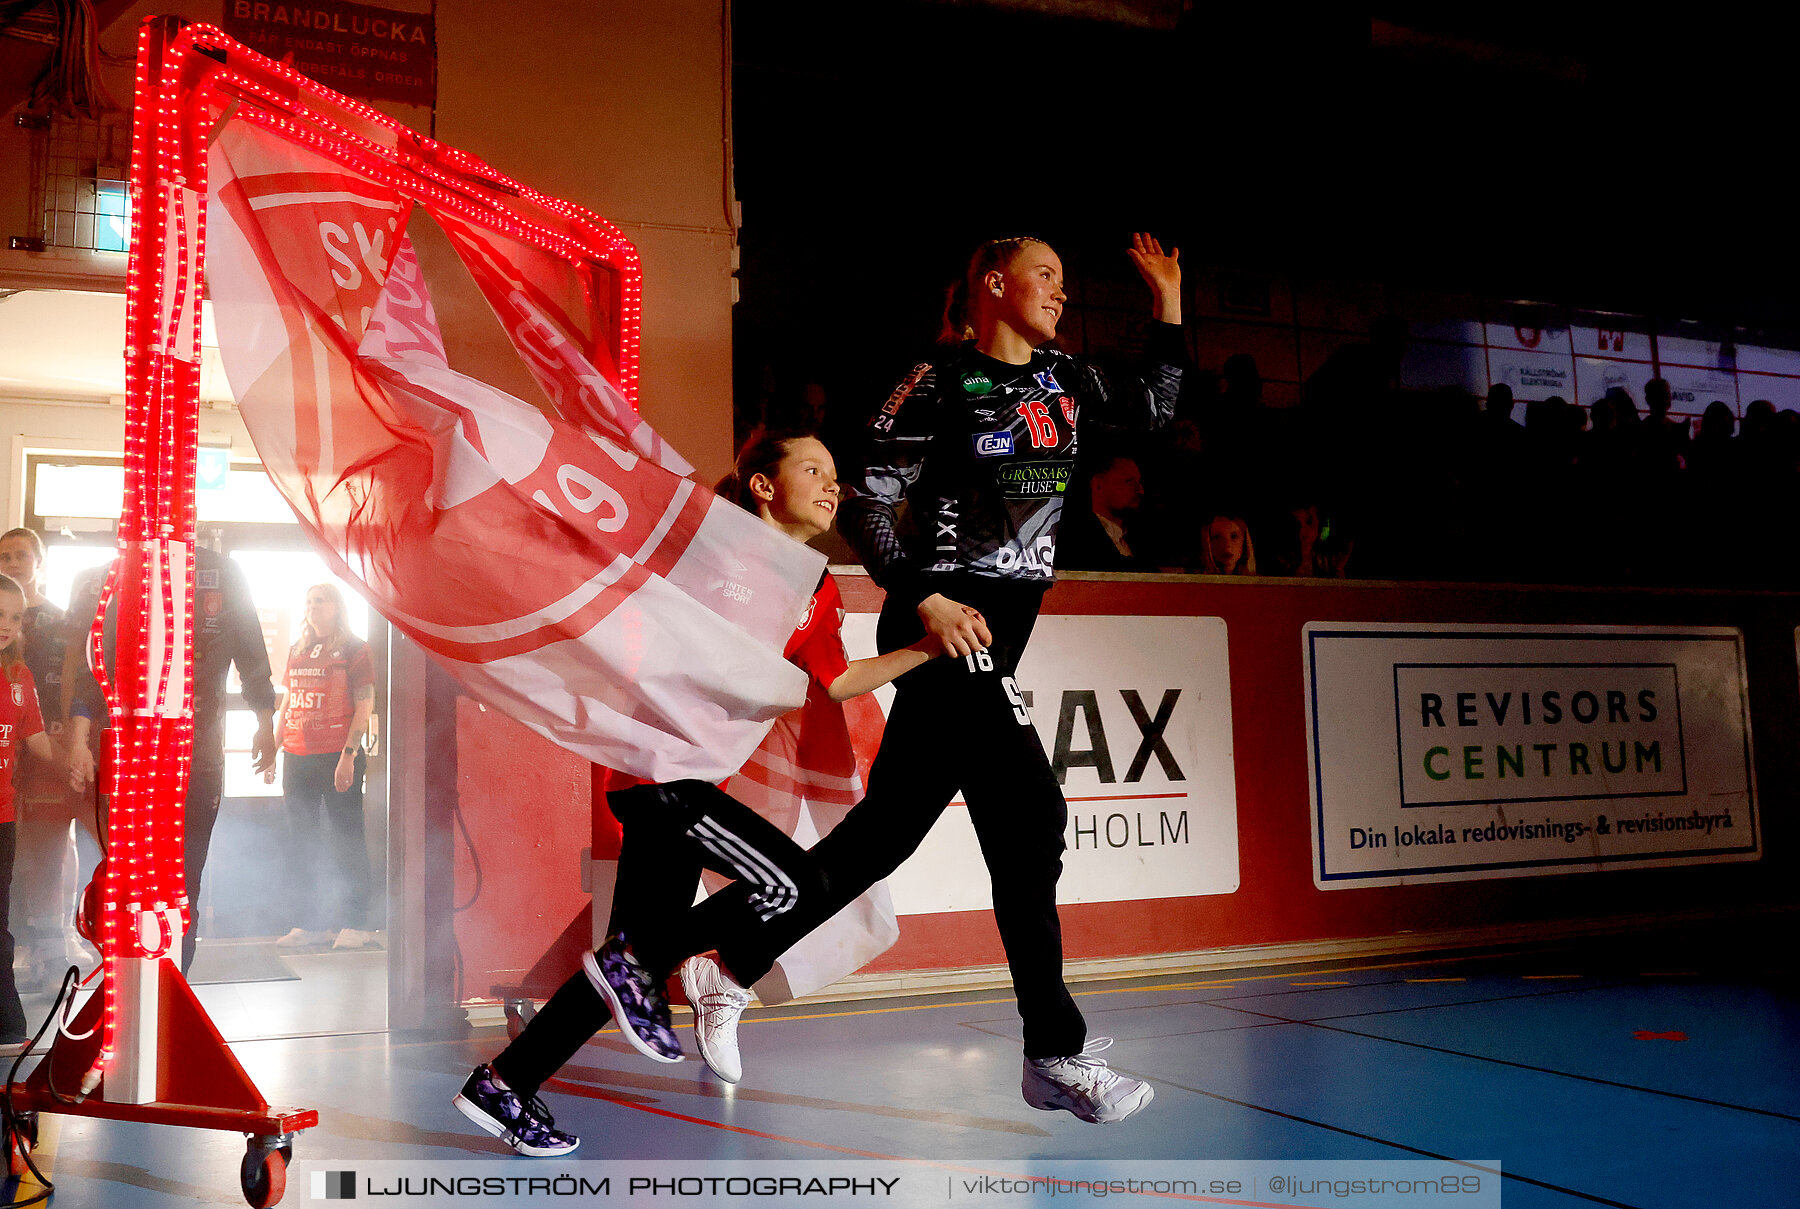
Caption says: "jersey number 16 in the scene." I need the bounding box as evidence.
[1016,400,1058,449]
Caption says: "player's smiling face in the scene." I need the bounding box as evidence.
[988,243,1066,346]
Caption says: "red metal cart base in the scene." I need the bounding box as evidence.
[5,959,317,1207]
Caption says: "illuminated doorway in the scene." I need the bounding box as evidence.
[21,449,389,1039]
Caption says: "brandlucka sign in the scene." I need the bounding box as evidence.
[1304,623,1759,888]
[223,1,437,109]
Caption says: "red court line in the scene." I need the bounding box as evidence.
[1065,792,1190,803]
[947,791,1188,806]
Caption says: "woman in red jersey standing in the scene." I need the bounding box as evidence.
[272,583,376,950]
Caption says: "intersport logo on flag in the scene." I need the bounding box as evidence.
[203,121,821,783]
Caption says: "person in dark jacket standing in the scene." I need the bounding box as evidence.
[66,546,278,972]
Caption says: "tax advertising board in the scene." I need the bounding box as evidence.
[1305,623,1759,887]
[844,614,1240,914]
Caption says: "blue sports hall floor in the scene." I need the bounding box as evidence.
[4,918,1795,1208]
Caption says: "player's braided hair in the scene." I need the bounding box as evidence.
[718,427,822,513]
[939,235,1047,345]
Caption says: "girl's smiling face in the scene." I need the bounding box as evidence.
[755,436,840,542]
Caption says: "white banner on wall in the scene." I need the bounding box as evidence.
[1487,348,1576,400]
[1574,356,1656,408]
[1569,325,1653,360]
[1305,622,1759,888]
[1659,363,1738,415]
[844,614,1240,914]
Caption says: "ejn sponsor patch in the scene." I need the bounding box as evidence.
[972,430,1014,457]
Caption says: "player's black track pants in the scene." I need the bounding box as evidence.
[493,780,823,1097]
[713,575,1086,1060]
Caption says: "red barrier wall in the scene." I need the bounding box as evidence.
[452,699,595,1002]
[839,572,1800,975]
[450,572,1800,1004]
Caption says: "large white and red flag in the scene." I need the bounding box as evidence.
[203,120,823,783]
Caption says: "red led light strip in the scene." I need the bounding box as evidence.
[104,19,642,1074]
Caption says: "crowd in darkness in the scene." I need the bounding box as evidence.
[1062,320,1800,589]
[750,319,1800,590]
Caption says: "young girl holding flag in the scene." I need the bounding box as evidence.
[453,429,942,1157]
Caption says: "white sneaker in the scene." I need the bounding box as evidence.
[679,954,750,1083]
[1022,1037,1154,1124]
[63,929,99,969]
[275,927,329,947]
[332,928,375,950]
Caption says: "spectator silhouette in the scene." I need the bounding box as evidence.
[1516,396,1583,582]
[1739,399,1785,479]
[1685,401,1737,480]
[1301,316,1407,573]
[1574,391,1642,582]
[1202,352,1286,515]
[1267,501,1351,578]
[1737,400,1798,584]
[1642,378,1690,470]
[1060,452,1153,571]
[1468,384,1526,579]
[1627,378,1690,582]
[1217,352,1262,431]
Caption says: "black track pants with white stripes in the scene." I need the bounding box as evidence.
[708,576,1087,1061]
[491,780,823,1098]
[606,780,827,979]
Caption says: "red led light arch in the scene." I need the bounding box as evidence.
[100,14,644,1078]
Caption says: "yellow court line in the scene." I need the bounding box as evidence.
[735,949,1543,1025]
[1141,949,1517,994]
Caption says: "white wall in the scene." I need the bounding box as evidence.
[2,396,256,531]
[1,0,738,509]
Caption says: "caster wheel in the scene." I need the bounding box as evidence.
[240,1142,290,1208]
